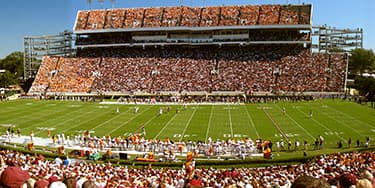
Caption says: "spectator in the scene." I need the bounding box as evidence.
[337,173,357,188]
[291,175,330,188]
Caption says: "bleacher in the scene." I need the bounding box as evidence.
[29,46,347,95]
[29,4,348,97]
[74,4,311,31]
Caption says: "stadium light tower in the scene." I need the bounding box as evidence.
[87,0,92,9]
[344,52,352,94]
[111,0,115,8]
[98,0,104,8]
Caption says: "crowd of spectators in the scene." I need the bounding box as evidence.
[0,146,375,187]
[161,7,181,27]
[29,57,101,94]
[219,6,239,26]
[29,45,347,95]
[143,8,163,28]
[104,9,126,29]
[180,7,202,27]
[258,5,280,25]
[92,57,154,93]
[48,57,101,93]
[29,56,60,94]
[124,8,144,28]
[85,10,106,30]
[74,4,311,30]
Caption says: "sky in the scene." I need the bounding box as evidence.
[0,0,374,58]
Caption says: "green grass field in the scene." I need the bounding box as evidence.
[0,99,374,149]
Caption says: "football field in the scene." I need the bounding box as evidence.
[0,99,374,149]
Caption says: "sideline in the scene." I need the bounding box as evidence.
[100,102,245,105]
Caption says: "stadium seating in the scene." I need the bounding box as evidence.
[29,46,346,94]
[181,7,202,27]
[29,56,60,94]
[238,5,259,25]
[200,7,220,27]
[161,7,182,27]
[124,8,144,28]
[280,6,300,24]
[74,4,312,31]
[219,6,239,26]
[258,5,281,25]
[29,3,342,96]
[75,11,89,30]
[104,9,126,29]
[86,10,106,30]
[48,58,100,93]
[143,8,163,27]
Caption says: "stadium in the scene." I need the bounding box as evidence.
[0,1,374,188]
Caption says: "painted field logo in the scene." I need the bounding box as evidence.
[324,131,344,135]
[69,105,81,108]
[173,134,197,138]
[274,133,299,138]
[191,107,203,110]
[223,134,248,138]
[75,130,95,134]
[36,127,56,131]
[223,107,237,110]
[256,107,272,110]
[0,124,16,127]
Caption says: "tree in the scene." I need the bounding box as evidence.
[0,51,24,87]
[349,48,375,75]
[0,52,24,78]
[0,71,17,88]
[353,76,375,101]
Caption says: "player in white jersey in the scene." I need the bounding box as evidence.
[158,107,163,116]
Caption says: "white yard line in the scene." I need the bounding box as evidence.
[91,107,133,131]
[21,107,84,132]
[0,104,49,119]
[5,106,68,128]
[227,105,234,138]
[61,108,114,133]
[275,105,315,140]
[315,107,364,137]
[205,105,214,143]
[295,107,345,140]
[179,108,197,142]
[141,114,158,127]
[326,105,375,129]
[154,113,178,139]
[34,108,103,134]
[243,105,260,138]
[108,106,153,134]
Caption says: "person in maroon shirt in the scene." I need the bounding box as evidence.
[188,175,203,188]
